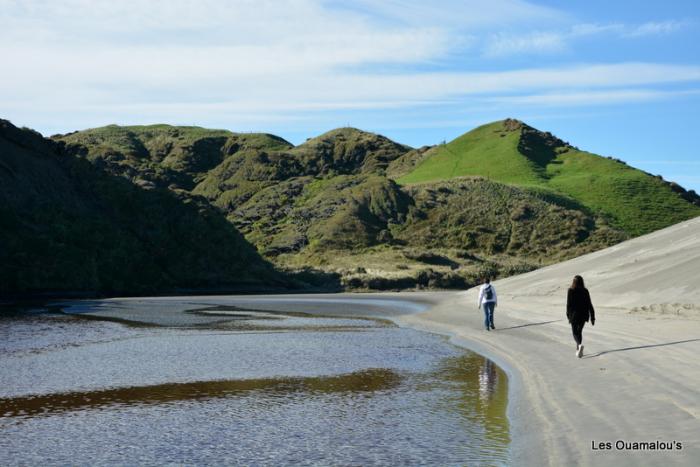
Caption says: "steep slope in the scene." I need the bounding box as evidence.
[394,119,700,236]
[395,120,554,185]
[393,178,624,258]
[1,120,283,296]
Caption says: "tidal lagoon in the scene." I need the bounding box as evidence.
[1,297,509,465]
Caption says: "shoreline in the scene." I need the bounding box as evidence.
[51,292,520,458]
[394,217,700,466]
[394,293,700,467]
[2,294,514,466]
[386,296,527,463]
[36,212,700,467]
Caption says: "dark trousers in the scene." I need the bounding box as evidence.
[483,302,495,329]
[571,320,585,346]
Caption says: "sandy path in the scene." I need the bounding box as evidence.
[397,216,700,466]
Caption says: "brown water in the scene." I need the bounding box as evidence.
[0,302,509,465]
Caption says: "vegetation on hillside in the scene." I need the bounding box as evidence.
[1,120,285,297]
[48,120,690,291]
[394,119,700,236]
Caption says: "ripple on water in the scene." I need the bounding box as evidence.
[0,305,510,465]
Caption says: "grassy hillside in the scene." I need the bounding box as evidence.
[397,120,547,185]
[268,175,626,290]
[43,119,700,291]
[1,120,285,296]
[57,124,626,288]
[395,119,700,236]
[293,127,412,174]
[57,124,293,191]
[543,149,700,235]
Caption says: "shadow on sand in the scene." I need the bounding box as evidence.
[583,338,700,359]
[496,319,561,331]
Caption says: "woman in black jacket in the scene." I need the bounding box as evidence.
[567,275,595,358]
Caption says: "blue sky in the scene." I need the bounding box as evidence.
[1,0,699,191]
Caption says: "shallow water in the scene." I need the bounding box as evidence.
[0,303,509,465]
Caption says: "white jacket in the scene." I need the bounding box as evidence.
[477,283,497,307]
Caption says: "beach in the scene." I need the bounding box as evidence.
[397,216,700,466]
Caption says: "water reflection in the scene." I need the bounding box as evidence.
[0,369,401,419]
[430,352,510,460]
[479,358,499,404]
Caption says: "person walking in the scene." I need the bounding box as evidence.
[478,278,497,331]
[567,275,595,358]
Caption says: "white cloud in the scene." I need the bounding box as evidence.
[4,59,700,116]
[484,19,688,58]
[623,20,686,38]
[487,89,700,107]
[0,0,697,135]
[568,19,687,41]
[570,23,625,37]
[0,0,452,62]
[0,0,562,46]
[339,0,565,28]
[483,31,567,57]
[0,0,571,107]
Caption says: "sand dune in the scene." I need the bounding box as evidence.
[497,215,700,314]
[397,216,700,466]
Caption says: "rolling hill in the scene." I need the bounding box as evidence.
[47,119,699,291]
[393,119,700,236]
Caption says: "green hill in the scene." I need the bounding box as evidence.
[49,122,650,290]
[57,124,292,191]
[33,118,699,292]
[395,119,700,236]
[1,120,285,296]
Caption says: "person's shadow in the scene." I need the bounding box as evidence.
[583,338,700,358]
[496,319,560,331]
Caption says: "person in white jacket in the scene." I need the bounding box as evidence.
[477,278,497,331]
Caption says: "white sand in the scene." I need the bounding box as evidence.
[396,216,700,466]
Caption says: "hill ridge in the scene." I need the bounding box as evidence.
[4,116,698,293]
[396,119,700,235]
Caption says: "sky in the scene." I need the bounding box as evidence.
[1,0,699,191]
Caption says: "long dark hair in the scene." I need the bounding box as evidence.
[570,275,585,289]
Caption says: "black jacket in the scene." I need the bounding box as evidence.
[567,287,595,323]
